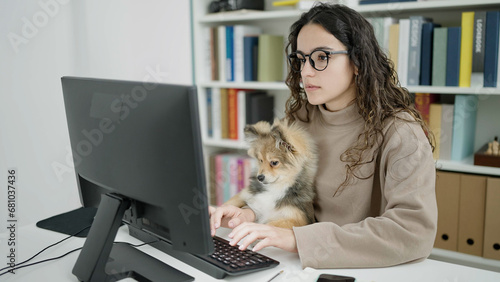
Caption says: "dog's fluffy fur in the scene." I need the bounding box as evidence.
[224,119,317,229]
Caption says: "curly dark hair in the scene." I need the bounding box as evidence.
[285,3,434,195]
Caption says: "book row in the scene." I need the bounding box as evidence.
[373,10,500,88]
[205,88,275,141]
[203,25,284,83]
[414,93,478,162]
[434,171,500,261]
[207,153,257,206]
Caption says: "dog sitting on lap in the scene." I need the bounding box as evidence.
[224,118,318,229]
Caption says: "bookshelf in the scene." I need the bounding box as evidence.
[191,0,500,270]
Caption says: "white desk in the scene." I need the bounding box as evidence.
[1,224,500,282]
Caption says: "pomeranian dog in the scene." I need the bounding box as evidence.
[224,118,318,229]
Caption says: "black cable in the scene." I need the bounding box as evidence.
[0,246,83,276]
[0,225,159,277]
[116,240,160,248]
[0,225,91,273]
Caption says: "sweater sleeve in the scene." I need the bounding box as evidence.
[293,119,438,269]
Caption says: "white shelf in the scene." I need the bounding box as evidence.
[203,138,248,150]
[199,0,500,23]
[407,86,500,95]
[355,0,500,13]
[198,81,500,95]
[199,9,301,23]
[198,81,288,90]
[430,248,500,273]
[436,157,500,177]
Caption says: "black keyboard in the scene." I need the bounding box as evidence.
[129,226,280,279]
[195,236,280,276]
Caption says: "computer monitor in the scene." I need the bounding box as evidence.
[61,76,213,281]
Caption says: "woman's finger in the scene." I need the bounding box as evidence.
[228,222,253,246]
[252,237,271,252]
[238,229,263,251]
[210,207,227,236]
[228,223,298,252]
[228,217,241,228]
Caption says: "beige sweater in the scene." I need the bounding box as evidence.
[292,103,437,269]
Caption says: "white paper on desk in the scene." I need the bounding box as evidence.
[266,267,318,282]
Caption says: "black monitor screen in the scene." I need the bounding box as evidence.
[61,76,212,281]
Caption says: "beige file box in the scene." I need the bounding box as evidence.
[434,171,461,251]
[483,177,500,260]
[458,174,487,256]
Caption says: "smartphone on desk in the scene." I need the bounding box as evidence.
[316,274,356,282]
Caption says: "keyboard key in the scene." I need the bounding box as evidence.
[197,236,279,275]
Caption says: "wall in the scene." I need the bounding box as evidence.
[0,0,193,228]
[72,1,193,84]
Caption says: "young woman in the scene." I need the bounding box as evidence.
[209,3,437,269]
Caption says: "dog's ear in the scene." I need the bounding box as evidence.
[244,121,271,143]
[245,122,271,158]
[244,125,257,158]
[244,124,259,143]
[271,124,296,153]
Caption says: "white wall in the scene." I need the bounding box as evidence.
[72,1,193,84]
[0,0,193,228]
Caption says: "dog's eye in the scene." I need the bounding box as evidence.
[270,161,279,167]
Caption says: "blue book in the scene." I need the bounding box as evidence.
[225,26,234,81]
[420,22,440,85]
[243,36,259,81]
[451,95,478,161]
[206,88,213,137]
[446,27,461,86]
[484,11,500,87]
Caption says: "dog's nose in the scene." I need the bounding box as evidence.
[257,174,265,182]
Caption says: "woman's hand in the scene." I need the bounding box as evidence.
[208,205,256,236]
[228,222,298,253]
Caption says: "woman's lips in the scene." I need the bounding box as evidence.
[305,84,320,91]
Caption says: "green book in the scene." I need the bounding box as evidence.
[432,27,448,86]
[257,34,284,82]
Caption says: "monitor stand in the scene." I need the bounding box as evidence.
[36,206,97,237]
[72,193,194,282]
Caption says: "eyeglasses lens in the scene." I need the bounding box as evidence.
[289,50,329,72]
[310,51,328,71]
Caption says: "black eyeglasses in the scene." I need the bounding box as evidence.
[288,49,349,72]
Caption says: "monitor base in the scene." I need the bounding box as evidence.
[72,193,193,282]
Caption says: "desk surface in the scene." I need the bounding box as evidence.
[1,224,500,282]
